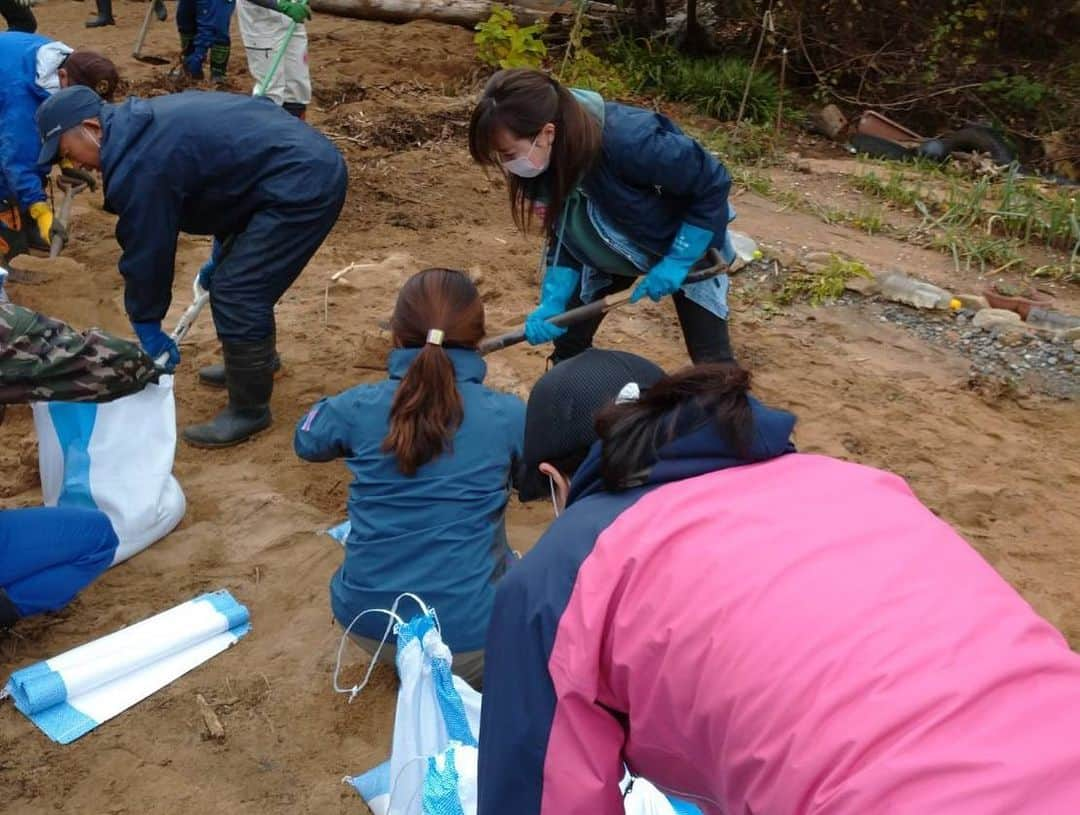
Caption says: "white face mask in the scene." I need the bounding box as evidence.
[502,136,549,178]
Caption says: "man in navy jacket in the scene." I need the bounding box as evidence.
[35,86,348,447]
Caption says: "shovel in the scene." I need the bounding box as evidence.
[156,276,210,367]
[48,178,88,259]
[480,248,733,355]
[133,0,170,64]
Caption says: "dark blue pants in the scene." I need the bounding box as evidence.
[177,0,234,67]
[0,507,117,623]
[209,160,349,343]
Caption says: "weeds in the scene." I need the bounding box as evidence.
[776,255,872,306]
[474,5,546,70]
[576,39,788,126]
[844,162,1080,280]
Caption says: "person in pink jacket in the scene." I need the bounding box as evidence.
[478,357,1080,815]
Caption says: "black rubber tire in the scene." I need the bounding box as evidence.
[849,133,915,161]
[933,126,1016,165]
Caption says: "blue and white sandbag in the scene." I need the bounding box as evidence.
[342,596,481,815]
[2,590,250,744]
[32,376,186,564]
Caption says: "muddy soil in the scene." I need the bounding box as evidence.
[1,4,1078,813]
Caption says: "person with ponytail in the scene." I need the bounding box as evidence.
[478,360,1080,814]
[294,268,524,687]
[469,68,737,366]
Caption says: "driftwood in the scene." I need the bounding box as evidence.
[309,0,625,28]
[195,693,226,741]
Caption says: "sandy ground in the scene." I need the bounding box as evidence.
[1,3,1079,812]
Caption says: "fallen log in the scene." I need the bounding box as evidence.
[309,0,625,28]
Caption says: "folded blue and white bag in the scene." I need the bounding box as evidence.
[3,590,250,744]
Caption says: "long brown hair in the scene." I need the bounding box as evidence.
[594,364,754,491]
[382,268,486,476]
[468,69,602,240]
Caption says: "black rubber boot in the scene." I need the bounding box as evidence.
[199,352,281,388]
[182,336,274,448]
[0,588,20,630]
[85,0,115,27]
[282,102,307,120]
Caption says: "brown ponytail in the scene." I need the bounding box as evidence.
[469,68,602,241]
[382,268,486,476]
[593,364,754,491]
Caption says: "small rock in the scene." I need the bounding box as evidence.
[843,275,880,296]
[1065,326,1080,342]
[1074,339,1080,353]
[953,293,991,311]
[809,104,848,141]
[973,308,1023,330]
[993,326,1028,347]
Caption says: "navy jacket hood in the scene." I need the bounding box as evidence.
[567,395,797,505]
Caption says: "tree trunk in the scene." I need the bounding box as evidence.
[309,0,624,28]
[685,0,700,48]
[651,0,665,29]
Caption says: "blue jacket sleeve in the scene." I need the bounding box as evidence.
[607,112,732,243]
[294,395,352,462]
[477,566,557,815]
[109,172,182,324]
[0,86,48,208]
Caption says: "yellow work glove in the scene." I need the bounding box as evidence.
[28,202,54,240]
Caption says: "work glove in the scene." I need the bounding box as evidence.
[133,321,181,373]
[28,202,54,245]
[630,222,714,304]
[198,238,225,290]
[276,0,311,22]
[524,265,578,346]
[198,257,215,291]
[60,162,98,192]
[183,53,205,80]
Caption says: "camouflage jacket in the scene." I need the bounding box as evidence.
[0,302,160,405]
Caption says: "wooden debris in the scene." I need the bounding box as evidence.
[196,693,226,741]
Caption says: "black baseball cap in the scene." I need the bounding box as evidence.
[517,349,665,502]
[36,86,104,165]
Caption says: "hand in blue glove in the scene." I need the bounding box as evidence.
[524,265,579,346]
[197,258,214,292]
[183,53,205,80]
[198,238,224,291]
[630,222,714,304]
[133,321,180,373]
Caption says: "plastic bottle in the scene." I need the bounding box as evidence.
[1025,307,1080,332]
[729,230,761,264]
[877,271,953,310]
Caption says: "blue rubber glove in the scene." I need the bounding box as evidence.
[198,239,223,291]
[133,321,180,372]
[630,222,714,304]
[524,265,579,346]
[183,52,205,80]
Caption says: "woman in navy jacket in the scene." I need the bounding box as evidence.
[469,68,735,365]
[294,269,525,688]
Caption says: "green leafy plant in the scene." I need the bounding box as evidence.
[777,255,872,306]
[474,5,547,70]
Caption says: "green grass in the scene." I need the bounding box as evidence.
[776,255,873,306]
[575,39,789,126]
